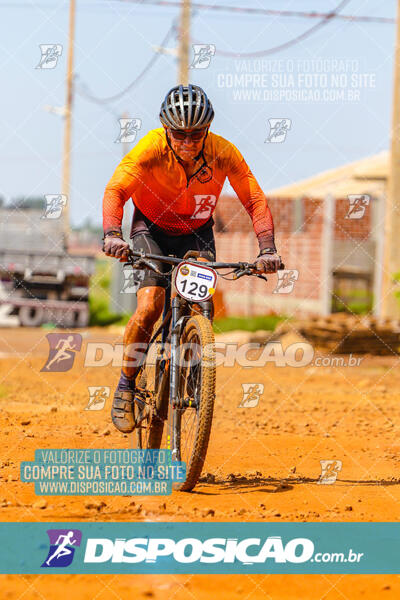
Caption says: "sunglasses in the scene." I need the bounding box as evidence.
[168,128,207,141]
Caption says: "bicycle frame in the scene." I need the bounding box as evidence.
[124,247,283,423]
[124,246,284,486]
[170,290,212,408]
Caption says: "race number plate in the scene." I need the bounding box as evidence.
[174,261,217,302]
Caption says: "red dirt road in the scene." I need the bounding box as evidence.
[1,327,400,598]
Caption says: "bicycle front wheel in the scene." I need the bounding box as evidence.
[170,314,216,492]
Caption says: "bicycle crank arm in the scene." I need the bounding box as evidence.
[134,396,150,427]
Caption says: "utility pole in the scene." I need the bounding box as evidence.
[61,0,76,248]
[177,0,191,84]
[121,111,132,238]
[381,0,400,318]
[121,111,130,159]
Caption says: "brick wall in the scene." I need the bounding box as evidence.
[333,197,371,241]
[214,197,327,318]
[214,195,372,239]
[213,194,374,318]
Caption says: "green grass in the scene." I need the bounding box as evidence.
[393,272,400,307]
[88,295,123,327]
[89,258,125,327]
[213,314,286,333]
[332,288,373,315]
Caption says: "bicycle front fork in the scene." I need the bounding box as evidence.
[168,294,213,458]
[169,295,185,410]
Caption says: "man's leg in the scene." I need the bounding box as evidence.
[111,231,168,434]
[111,286,165,433]
[122,285,165,380]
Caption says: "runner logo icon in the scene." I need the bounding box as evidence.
[345,195,370,219]
[273,270,299,294]
[265,119,291,143]
[190,44,216,69]
[42,194,67,219]
[41,529,82,567]
[86,386,110,410]
[41,333,82,372]
[120,269,145,293]
[239,383,264,408]
[318,460,342,485]
[115,118,142,144]
[36,44,63,69]
[191,195,216,219]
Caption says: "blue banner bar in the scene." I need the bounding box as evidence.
[0,522,399,574]
[20,449,185,496]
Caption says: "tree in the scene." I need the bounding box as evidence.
[10,196,44,209]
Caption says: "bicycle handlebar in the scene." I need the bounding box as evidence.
[124,248,285,277]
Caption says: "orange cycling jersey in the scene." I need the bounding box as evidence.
[103,128,275,249]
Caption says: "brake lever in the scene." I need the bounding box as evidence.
[141,258,162,273]
[124,257,162,274]
[232,268,253,280]
[124,257,142,269]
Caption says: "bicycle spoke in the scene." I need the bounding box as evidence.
[130,320,167,451]
[181,409,197,462]
[170,314,215,491]
[175,330,203,464]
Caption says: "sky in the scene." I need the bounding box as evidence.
[0,0,397,228]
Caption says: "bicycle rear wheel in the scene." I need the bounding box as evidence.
[170,314,216,492]
[132,317,169,450]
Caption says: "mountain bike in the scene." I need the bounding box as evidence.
[124,247,283,492]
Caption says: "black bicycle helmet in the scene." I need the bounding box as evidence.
[159,84,214,130]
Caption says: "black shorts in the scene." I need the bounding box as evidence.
[130,216,216,290]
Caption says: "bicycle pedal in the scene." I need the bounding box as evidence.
[135,390,152,402]
[135,387,148,396]
[134,396,146,409]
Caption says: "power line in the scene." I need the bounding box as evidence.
[4,0,395,23]
[76,21,176,105]
[195,0,354,58]
[74,0,391,103]
[111,0,395,24]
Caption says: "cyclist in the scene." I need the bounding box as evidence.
[103,84,281,433]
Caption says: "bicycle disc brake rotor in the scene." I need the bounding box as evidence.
[180,336,201,408]
[186,361,200,400]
